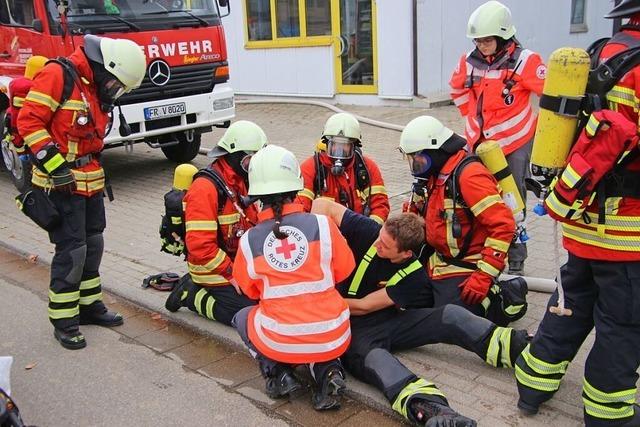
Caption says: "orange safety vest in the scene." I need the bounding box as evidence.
[17,48,110,196]
[184,159,258,286]
[233,203,355,364]
[297,151,389,224]
[449,42,545,155]
[425,151,515,279]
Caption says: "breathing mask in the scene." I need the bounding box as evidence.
[90,60,127,113]
[327,135,355,175]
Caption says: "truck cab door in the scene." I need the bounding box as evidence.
[0,0,49,77]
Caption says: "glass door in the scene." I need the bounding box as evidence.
[332,0,377,94]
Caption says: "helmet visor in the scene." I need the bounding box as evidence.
[405,151,433,177]
[104,78,127,100]
[327,136,355,160]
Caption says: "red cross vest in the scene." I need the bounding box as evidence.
[232,203,355,364]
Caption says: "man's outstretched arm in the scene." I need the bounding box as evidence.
[311,198,348,227]
[347,288,394,315]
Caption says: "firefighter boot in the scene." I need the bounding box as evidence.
[265,365,303,399]
[410,398,477,427]
[53,328,87,350]
[165,275,189,312]
[312,368,347,411]
[80,302,123,327]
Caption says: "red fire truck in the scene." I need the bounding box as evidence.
[0,0,234,190]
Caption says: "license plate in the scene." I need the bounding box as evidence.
[144,102,186,120]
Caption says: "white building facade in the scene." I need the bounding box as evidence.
[223,0,614,105]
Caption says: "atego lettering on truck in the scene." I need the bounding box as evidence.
[0,0,234,191]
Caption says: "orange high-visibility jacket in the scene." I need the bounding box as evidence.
[600,24,640,130]
[17,48,110,196]
[425,151,515,280]
[544,112,640,262]
[184,159,258,287]
[233,203,355,364]
[449,43,545,155]
[7,76,33,151]
[297,151,389,224]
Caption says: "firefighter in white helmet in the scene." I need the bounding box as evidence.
[400,116,528,326]
[297,112,390,224]
[515,2,640,424]
[17,35,146,349]
[164,121,268,326]
[450,0,547,275]
[232,145,355,411]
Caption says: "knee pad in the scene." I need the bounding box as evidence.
[364,348,414,399]
[84,233,104,272]
[65,245,87,284]
[441,304,492,339]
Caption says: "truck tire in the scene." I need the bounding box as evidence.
[1,135,32,193]
[161,131,201,163]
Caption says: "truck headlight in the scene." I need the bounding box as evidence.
[213,97,234,111]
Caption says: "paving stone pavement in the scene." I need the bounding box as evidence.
[0,101,637,426]
[0,247,398,427]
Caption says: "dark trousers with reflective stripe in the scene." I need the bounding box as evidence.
[516,253,640,426]
[183,275,256,326]
[343,305,497,404]
[47,191,106,331]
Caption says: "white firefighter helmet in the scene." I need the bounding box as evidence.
[322,113,361,142]
[208,120,269,159]
[399,116,454,154]
[466,0,516,40]
[248,145,303,196]
[83,35,146,92]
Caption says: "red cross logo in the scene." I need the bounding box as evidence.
[275,237,296,260]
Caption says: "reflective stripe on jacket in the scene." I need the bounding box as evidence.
[184,159,258,286]
[449,43,545,155]
[297,151,389,224]
[544,110,640,261]
[425,151,515,279]
[17,48,110,196]
[600,26,640,130]
[233,203,355,364]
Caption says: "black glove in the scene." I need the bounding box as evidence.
[51,167,76,193]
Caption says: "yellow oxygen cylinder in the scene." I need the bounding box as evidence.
[173,163,199,191]
[476,140,525,220]
[531,47,591,180]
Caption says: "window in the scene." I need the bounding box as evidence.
[276,0,299,37]
[305,0,331,36]
[0,0,36,26]
[244,0,332,48]
[570,0,588,33]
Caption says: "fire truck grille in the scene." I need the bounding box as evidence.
[119,62,221,105]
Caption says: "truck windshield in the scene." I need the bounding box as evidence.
[47,0,220,33]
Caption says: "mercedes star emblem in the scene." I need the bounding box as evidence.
[148,60,171,87]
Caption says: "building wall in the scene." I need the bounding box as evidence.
[418,0,614,98]
[222,0,334,97]
[376,1,413,99]
[223,0,614,102]
[222,0,413,99]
